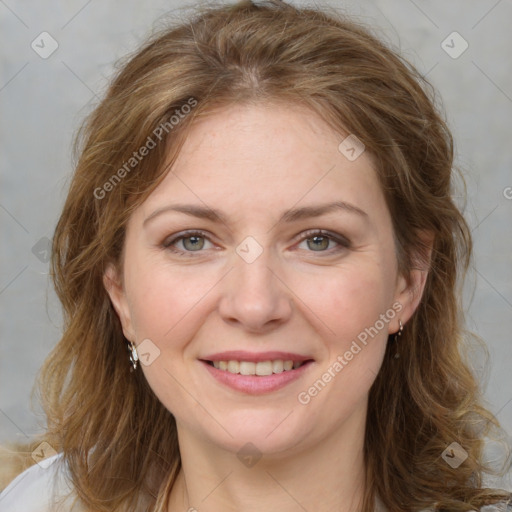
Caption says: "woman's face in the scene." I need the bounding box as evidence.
[105,102,425,456]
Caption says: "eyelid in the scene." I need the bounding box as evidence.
[293,229,351,254]
[162,229,214,251]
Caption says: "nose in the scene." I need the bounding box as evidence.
[218,248,293,333]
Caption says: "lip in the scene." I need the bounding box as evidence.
[200,350,313,363]
[199,359,315,395]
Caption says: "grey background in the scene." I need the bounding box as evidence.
[1,0,511,481]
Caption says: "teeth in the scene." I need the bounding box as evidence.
[227,360,238,373]
[211,359,305,375]
[240,361,256,375]
[254,361,273,376]
[272,360,284,373]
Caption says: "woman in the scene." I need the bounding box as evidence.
[0,1,510,511]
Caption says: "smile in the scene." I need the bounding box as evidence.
[200,358,315,394]
[207,359,307,375]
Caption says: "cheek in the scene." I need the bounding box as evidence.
[299,268,393,403]
[293,262,395,393]
[124,255,218,342]
[294,263,394,338]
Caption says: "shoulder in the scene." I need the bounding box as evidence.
[478,496,512,511]
[377,492,512,512]
[429,495,512,512]
[0,452,85,512]
[417,497,512,512]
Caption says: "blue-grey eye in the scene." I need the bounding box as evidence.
[182,235,205,251]
[162,230,215,255]
[296,230,350,254]
[306,235,331,251]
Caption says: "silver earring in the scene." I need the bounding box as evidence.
[394,320,403,359]
[128,340,139,371]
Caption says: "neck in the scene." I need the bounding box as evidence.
[167,407,368,512]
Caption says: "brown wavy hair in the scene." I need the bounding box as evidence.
[20,0,512,510]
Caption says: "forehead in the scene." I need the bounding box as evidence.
[175,100,348,170]
[137,101,386,224]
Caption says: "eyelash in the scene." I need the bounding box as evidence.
[161,229,351,257]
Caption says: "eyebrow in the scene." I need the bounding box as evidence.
[143,200,368,227]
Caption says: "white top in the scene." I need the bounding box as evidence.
[1,452,510,512]
[0,453,84,512]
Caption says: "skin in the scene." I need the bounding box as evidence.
[104,101,431,512]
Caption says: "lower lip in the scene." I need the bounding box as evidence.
[200,360,314,395]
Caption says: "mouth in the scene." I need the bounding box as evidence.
[198,351,315,394]
[199,357,315,394]
[201,358,314,376]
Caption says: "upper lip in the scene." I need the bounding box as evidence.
[200,351,314,363]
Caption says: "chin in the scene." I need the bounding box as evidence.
[201,409,314,457]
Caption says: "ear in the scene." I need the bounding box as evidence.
[391,230,434,333]
[103,263,136,342]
